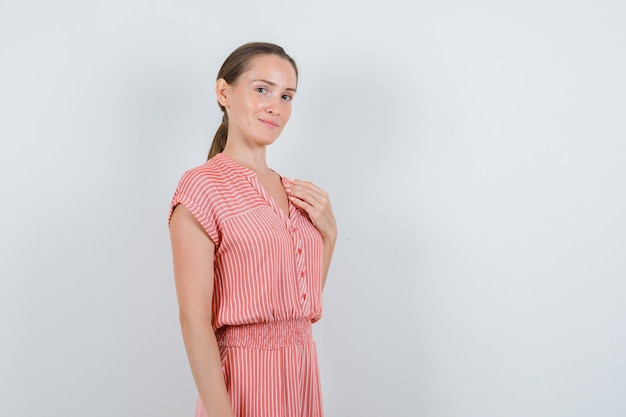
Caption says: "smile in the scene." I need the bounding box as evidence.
[259,118,279,128]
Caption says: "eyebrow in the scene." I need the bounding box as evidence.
[253,79,297,92]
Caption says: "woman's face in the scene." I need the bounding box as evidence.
[219,54,298,148]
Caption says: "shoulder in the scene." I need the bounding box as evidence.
[176,156,231,194]
[180,155,226,180]
[170,158,228,224]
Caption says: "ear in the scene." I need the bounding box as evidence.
[216,78,230,108]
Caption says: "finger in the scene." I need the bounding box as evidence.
[288,194,318,220]
[285,182,328,207]
[286,179,327,198]
[288,188,327,211]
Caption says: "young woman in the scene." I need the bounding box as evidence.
[168,42,337,417]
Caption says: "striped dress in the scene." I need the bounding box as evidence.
[169,153,324,417]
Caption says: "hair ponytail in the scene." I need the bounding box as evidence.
[207,114,228,159]
[205,42,298,160]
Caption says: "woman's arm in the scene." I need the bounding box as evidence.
[320,235,336,289]
[284,179,337,288]
[170,205,234,417]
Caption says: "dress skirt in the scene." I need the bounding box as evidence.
[195,319,323,417]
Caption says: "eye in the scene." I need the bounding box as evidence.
[256,87,268,94]
[282,94,293,102]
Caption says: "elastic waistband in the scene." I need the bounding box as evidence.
[215,319,313,349]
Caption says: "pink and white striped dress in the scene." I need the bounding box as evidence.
[169,153,324,417]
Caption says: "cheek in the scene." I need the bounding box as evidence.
[254,98,270,112]
[239,94,261,111]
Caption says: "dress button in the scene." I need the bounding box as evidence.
[292,227,298,233]
[297,248,302,254]
[300,271,305,277]
[301,293,307,301]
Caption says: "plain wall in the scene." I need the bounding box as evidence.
[1,1,625,416]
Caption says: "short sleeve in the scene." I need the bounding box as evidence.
[168,167,221,246]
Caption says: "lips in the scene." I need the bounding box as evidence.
[259,118,279,128]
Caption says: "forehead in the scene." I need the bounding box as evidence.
[242,55,297,87]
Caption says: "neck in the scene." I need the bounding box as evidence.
[222,142,270,175]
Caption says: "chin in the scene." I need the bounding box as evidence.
[255,134,281,147]
[260,139,280,147]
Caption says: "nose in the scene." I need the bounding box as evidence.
[266,106,280,116]
[266,96,282,115]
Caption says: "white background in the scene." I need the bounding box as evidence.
[1,1,625,416]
